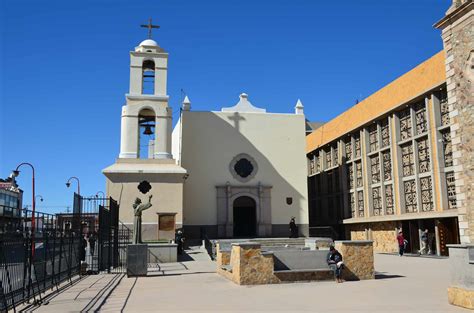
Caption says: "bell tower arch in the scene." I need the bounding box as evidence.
[103,20,187,242]
[119,32,172,160]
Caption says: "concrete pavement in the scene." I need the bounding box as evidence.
[23,246,469,312]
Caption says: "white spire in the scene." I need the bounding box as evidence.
[295,99,304,115]
[182,95,191,111]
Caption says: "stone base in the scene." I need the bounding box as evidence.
[448,286,474,310]
[127,244,148,277]
[334,240,375,281]
[148,243,178,263]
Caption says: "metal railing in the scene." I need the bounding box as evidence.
[0,231,82,312]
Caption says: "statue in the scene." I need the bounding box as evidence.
[132,195,153,244]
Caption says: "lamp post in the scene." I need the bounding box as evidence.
[11,163,36,232]
[95,191,105,198]
[65,176,80,195]
[10,162,36,255]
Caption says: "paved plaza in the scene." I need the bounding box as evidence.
[17,246,468,312]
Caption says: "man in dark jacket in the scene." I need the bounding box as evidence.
[327,246,344,283]
[289,217,298,238]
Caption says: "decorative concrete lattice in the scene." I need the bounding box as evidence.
[326,149,332,168]
[420,176,434,212]
[382,150,392,181]
[414,102,428,135]
[401,143,415,177]
[356,161,363,187]
[357,190,364,217]
[417,137,431,173]
[381,118,390,147]
[399,108,412,140]
[385,184,394,215]
[440,90,450,126]
[347,163,354,189]
[442,130,453,167]
[354,134,361,158]
[345,138,352,161]
[372,187,382,216]
[446,171,457,209]
[370,155,381,184]
[404,179,417,213]
[334,144,339,166]
[369,124,378,152]
[350,192,355,217]
[309,157,315,175]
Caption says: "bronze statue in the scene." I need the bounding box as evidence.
[132,195,153,244]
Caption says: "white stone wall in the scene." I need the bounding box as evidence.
[173,110,308,228]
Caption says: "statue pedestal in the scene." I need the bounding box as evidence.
[127,244,148,277]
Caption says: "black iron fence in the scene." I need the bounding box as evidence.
[0,223,82,311]
[0,194,128,311]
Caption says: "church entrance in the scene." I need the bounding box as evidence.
[233,196,257,237]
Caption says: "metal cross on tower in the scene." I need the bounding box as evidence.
[141,18,160,39]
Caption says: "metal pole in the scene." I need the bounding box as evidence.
[13,162,36,256]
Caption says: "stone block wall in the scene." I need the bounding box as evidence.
[216,241,375,284]
[346,222,398,253]
[217,242,277,285]
[215,243,231,267]
[335,240,375,281]
[370,222,398,253]
[435,0,474,244]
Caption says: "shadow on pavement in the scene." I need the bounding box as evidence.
[375,271,405,280]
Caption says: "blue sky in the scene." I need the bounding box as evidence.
[0,0,450,212]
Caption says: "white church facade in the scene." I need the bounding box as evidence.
[103,34,309,240]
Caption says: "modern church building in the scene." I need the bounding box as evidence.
[306,0,473,256]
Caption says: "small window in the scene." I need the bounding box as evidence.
[234,158,254,178]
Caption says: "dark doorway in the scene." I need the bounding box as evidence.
[233,196,257,237]
[438,217,460,256]
[401,220,420,253]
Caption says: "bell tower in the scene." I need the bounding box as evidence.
[119,19,172,159]
[103,19,187,242]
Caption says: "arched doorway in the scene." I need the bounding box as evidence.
[233,196,257,237]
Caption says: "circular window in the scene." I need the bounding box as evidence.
[234,158,254,178]
[229,154,258,182]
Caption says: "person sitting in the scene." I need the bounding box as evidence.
[327,246,344,283]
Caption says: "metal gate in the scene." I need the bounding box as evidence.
[73,194,131,274]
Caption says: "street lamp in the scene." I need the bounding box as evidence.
[95,191,105,198]
[11,163,36,232]
[65,176,80,195]
[11,162,36,256]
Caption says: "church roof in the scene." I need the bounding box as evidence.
[221,93,266,113]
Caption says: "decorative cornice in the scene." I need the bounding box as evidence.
[434,1,473,29]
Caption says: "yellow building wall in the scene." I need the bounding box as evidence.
[306,51,446,153]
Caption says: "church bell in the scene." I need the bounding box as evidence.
[143,125,153,135]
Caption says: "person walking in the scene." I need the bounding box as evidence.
[89,232,96,256]
[397,230,405,256]
[420,229,429,255]
[289,217,298,238]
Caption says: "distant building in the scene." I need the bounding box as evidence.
[0,178,23,234]
[305,121,325,136]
